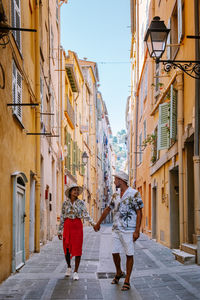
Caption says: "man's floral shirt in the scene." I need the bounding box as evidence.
[108,187,143,232]
[58,198,95,235]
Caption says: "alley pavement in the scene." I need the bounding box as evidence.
[1,225,200,300]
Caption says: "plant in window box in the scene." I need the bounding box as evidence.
[143,132,158,165]
[165,123,170,135]
[151,82,164,91]
[142,132,157,148]
[151,154,157,164]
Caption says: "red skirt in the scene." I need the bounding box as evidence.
[63,218,83,258]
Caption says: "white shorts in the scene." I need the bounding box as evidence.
[112,231,135,256]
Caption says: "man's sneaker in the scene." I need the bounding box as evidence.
[73,272,79,280]
[65,267,71,277]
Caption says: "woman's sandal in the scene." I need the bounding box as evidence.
[121,282,131,291]
[111,272,125,284]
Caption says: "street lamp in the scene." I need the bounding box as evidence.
[81,151,89,166]
[64,150,89,174]
[144,16,200,79]
[144,16,170,61]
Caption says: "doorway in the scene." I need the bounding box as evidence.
[29,173,35,253]
[186,141,194,243]
[169,167,180,248]
[152,186,157,239]
[15,185,25,269]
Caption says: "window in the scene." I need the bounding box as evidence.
[158,85,177,151]
[139,133,142,164]
[40,77,43,122]
[167,19,171,60]
[155,62,160,98]
[11,0,21,50]
[170,0,184,59]
[140,80,143,117]
[56,0,59,23]
[170,85,177,141]
[143,120,147,140]
[51,26,54,59]
[12,61,22,122]
[144,65,148,101]
[72,141,76,176]
[65,130,71,172]
[51,93,54,131]
[158,103,170,150]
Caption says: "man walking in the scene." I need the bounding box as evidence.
[94,170,143,291]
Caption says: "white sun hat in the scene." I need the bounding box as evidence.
[65,183,83,198]
[113,170,129,184]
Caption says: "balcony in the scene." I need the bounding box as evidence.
[65,97,75,128]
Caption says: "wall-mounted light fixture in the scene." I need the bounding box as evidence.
[144,16,200,79]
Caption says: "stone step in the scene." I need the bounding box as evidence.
[172,249,196,265]
[181,243,197,256]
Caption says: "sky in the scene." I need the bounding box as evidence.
[60,0,132,136]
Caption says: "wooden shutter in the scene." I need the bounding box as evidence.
[167,19,171,59]
[51,93,54,130]
[144,120,147,140]
[170,85,177,140]
[158,103,170,150]
[56,0,59,23]
[12,61,17,115]
[78,148,81,172]
[12,61,22,121]
[178,0,183,43]
[16,71,22,120]
[139,133,142,163]
[67,133,71,171]
[40,77,43,122]
[11,0,21,49]
[72,141,76,175]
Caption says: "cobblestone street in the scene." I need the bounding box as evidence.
[0,224,200,300]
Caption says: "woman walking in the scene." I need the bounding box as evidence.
[58,183,95,280]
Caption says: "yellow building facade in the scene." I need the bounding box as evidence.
[129,0,200,263]
[0,0,40,282]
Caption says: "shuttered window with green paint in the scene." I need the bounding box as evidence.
[158,103,170,150]
[170,85,177,141]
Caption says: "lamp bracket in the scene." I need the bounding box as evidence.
[157,60,200,80]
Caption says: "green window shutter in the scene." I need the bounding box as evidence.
[158,103,170,150]
[67,133,71,171]
[72,141,76,175]
[170,85,177,140]
[78,148,81,172]
[80,151,85,176]
[178,0,183,43]
[75,142,78,167]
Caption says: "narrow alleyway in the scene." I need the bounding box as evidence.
[0,224,200,300]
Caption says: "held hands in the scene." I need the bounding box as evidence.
[93,223,100,232]
[133,231,140,242]
[58,234,62,240]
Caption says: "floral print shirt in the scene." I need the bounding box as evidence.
[58,197,95,235]
[108,187,143,232]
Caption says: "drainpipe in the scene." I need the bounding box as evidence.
[35,0,41,252]
[176,70,184,245]
[193,0,200,264]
